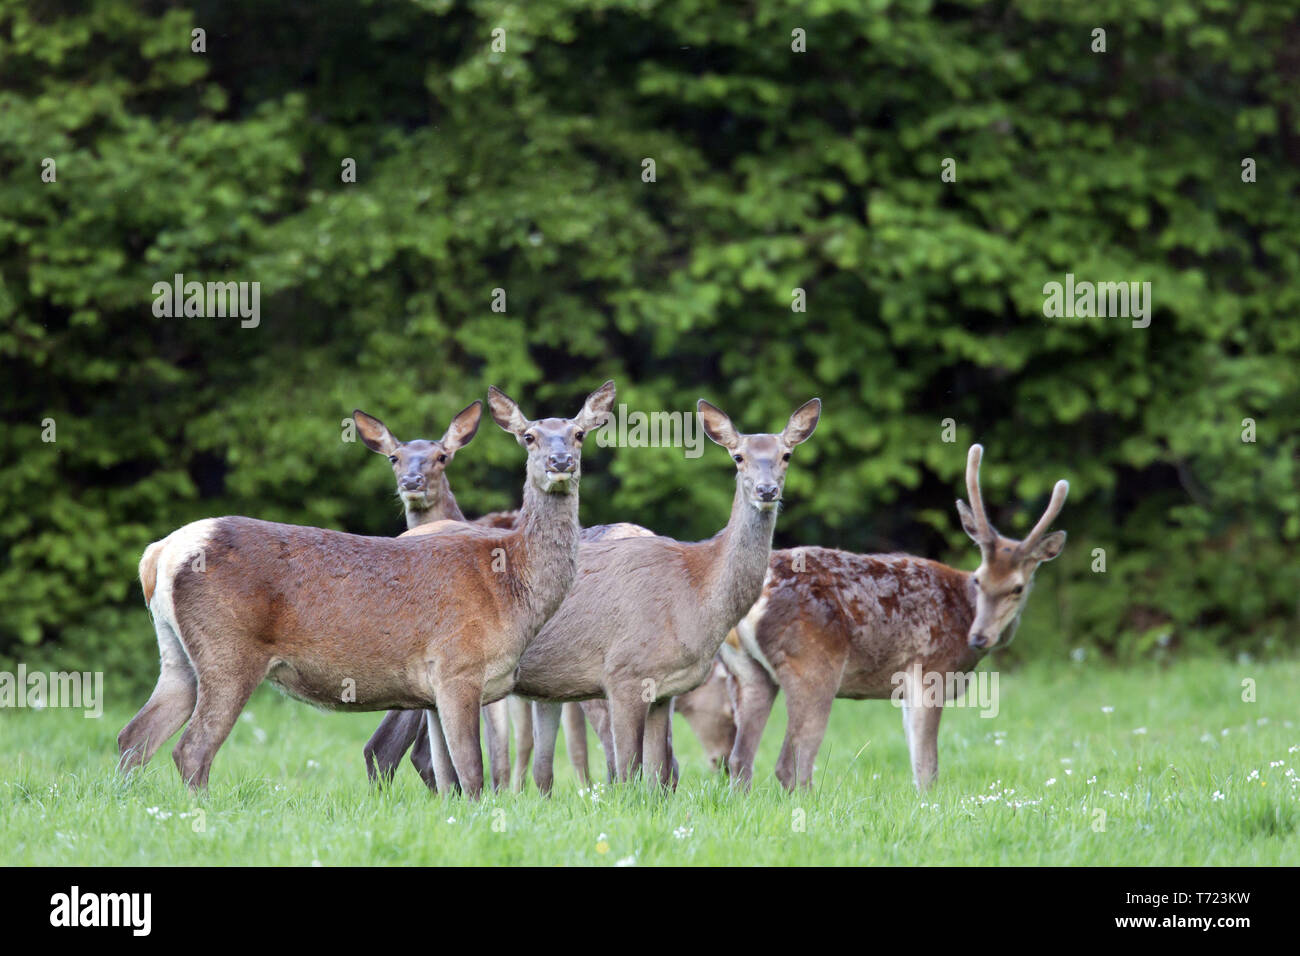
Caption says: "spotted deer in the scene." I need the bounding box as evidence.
[351,404,592,794]
[118,381,616,795]
[720,444,1068,791]
[507,397,820,785]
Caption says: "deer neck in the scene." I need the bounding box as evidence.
[404,475,466,529]
[511,476,582,627]
[700,481,779,635]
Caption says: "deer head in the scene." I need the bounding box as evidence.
[354,402,483,515]
[674,660,737,773]
[697,398,821,511]
[955,444,1068,651]
[488,380,617,495]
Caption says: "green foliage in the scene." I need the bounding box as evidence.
[1,0,1297,686]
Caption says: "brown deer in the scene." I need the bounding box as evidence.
[363,523,657,793]
[509,397,820,785]
[384,518,747,793]
[673,659,738,772]
[351,404,580,794]
[720,444,1068,791]
[118,381,616,795]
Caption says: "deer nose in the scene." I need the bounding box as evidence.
[756,483,780,501]
[546,453,575,473]
[969,632,989,649]
[399,475,426,491]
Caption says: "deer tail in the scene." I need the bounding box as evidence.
[139,540,165,606]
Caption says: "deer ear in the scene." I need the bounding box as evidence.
[488,387,530,435]
[441,400,483,454]
[575,380,617,431]
[956,500,983,543]
[782,398,821,446]
[1026,530,1067,563]
[697,400,741,450]
[354,410,398,455]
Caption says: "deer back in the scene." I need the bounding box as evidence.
[751,547,980,699]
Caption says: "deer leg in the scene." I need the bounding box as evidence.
[363,709,422,788]
[531,700,563,796]
[118,619,197,773]
[171,661,264,790]
[580,699,617,782]
[434,683,486,799]
[561,702,590,786]
[902,701,943,790]
[608,691,649,782]
[723,651,778,790]
[482,699,511,792]
[666,700,680,791]
[642,698,674,788]
[776,682,835,791]
[405,711,439,792]
[508,696,533,792]
[424,710,460,794]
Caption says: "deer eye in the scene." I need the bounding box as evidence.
[388,455,398,464]
[523,434,535,444]
[733,454,743,463]
[1012,585,1024,596]
[575,430,585,442]
[437,454,447,464]
[782,452,791,462]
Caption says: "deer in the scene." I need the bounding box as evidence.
[117,381,617,796]
[350,404,596,794]
[506,397,821,785]
[358,509,658,792]
[374,513,739,794]
[719,443,1068,791]
[673,658,738,773]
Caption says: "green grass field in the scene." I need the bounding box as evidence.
[2,657,1297,866]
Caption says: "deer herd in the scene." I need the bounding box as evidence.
[118,381,1069,799]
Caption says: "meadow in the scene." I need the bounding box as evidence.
[2,657,1297,866]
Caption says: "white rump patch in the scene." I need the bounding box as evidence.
[149,518,217,669]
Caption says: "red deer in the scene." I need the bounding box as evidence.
[368,520,656,794]
[720,444,1068,790]
[508,398,820,784]
[385,511,739,793]
[350,402,520,793]
[118,382,617,796]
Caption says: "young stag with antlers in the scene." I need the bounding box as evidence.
[720,444,1068,791]
[119,382,616,795]
[508,397,820,784]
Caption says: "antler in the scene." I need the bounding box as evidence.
[1020,479,1070,552]
[964,444,996,546]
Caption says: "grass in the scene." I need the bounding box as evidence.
[2,657,1298,866]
